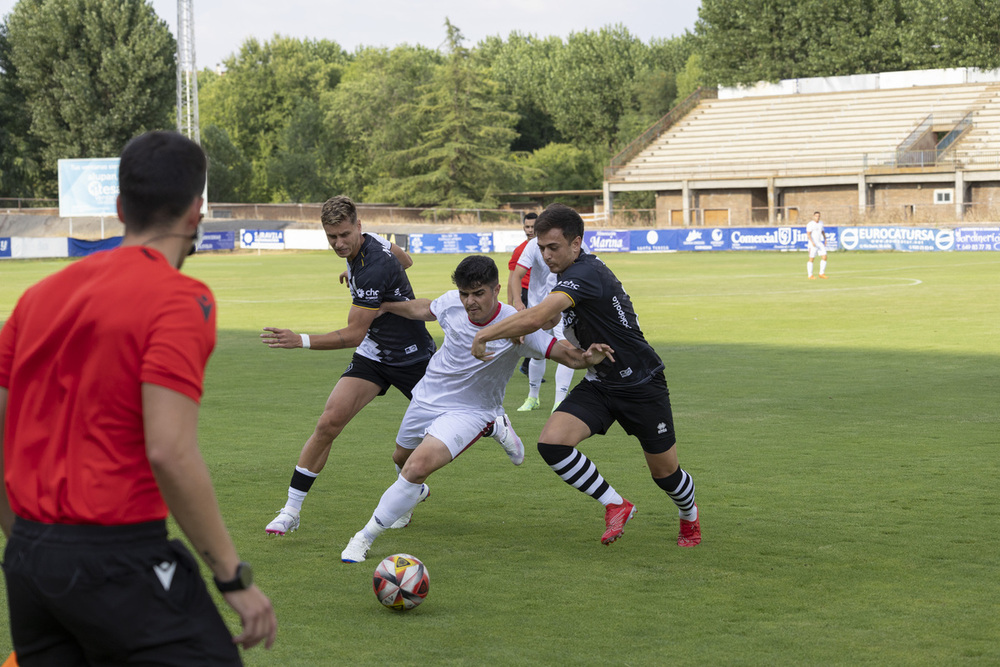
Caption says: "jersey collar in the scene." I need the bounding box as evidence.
[468,302,502,327]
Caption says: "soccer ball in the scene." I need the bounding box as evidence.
[373,553,429,611]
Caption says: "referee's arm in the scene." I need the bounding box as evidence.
[0,387,12,538]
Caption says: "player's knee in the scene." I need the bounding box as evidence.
[537,442,573,465]
[316,410,348,437]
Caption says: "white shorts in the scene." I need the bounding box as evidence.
[546,317,566,342]
[809,246,827,259]
[396,402,495,459]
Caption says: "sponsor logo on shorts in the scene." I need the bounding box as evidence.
[405,344,418,354]
[619,367,633,378]
[154,561,177,591]
[345,362,354,373]
[657,422,668,434]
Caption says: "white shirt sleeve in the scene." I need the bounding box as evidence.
[364,232,392,250]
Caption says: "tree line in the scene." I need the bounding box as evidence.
[2,0,998,207]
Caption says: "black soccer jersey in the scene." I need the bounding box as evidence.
[345,234,435,366]
[552,252,664,388]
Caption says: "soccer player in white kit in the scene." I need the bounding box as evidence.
[510,235,577,412]
[341,255,614,563]
[806,211,828,279]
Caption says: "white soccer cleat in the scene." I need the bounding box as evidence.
[491,414,524,466]
[265,507,300,536]
[341,530,373,563]
[389,483,430,529]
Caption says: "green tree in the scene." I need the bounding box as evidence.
[324,44,442,198]
[198,35,347,201]
[696,0,907,85]
[368,20,521,207]
[546,25,651,151]
[521,143,602,192]
[477,32,564,152]
[0,22,44,197]
[899,0,1000,69]
[202,124,251,202]
[5,0,175,188]
[675,53,705,100]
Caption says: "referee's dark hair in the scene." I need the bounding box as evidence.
[452,255,498,291]
[118,131,206,234]
[535,203,584,243]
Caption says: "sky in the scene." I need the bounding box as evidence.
[0,1,702,70]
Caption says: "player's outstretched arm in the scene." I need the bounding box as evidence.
[379,298,435,321]
[548,340,615,369]
[389,242,413,269]
[261,305,379,350]
[472,291,570,360]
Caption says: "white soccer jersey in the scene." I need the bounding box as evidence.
[410,291,557,414]
[806,220,825,248]
[517,240,590,308]
[516,240,556,309]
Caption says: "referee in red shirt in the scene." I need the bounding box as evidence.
[0,131,276,664]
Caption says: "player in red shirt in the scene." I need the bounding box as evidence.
[0,131,276,664]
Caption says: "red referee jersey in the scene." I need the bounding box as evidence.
[0,245,216,525]
[509,239,532,289]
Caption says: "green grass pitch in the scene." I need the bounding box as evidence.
[1,249,999,664]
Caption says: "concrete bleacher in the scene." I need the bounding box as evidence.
[610,73,1000,182]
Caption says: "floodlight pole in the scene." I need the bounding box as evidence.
[176,0,200,143]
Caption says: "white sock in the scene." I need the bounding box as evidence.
[363,475,424,541]
[554,363,574,405]
[598,488,624,506]
[807,261,813,277]
[819,259,827,275]
[527,358,545,399]
[286,466,317,511]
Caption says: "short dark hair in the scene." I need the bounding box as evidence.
[534,203,584,242]
[321,196,359,226]
[523,212,538,221]
[452,255,498,291]
[118,131,206,234]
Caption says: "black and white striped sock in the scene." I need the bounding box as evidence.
[537,443,622,506]
[654,468,696,521]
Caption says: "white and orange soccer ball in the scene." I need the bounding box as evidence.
[373,554,429,611]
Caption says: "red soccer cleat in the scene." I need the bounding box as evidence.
[678,507,701,547]
[601,499,636,545]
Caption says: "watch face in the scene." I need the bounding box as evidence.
[238,562,253,588]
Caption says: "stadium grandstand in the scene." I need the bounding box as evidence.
[604,67,1000,227]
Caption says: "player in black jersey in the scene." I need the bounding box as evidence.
[259,196,437,536]
[473,203,701,548]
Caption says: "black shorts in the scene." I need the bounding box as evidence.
[342,353,429,399]
[556,371,677,454]
[3,518,240,666]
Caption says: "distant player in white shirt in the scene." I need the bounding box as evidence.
[341,255,614,563]
[510,235,577,413]
[806,211,828,279]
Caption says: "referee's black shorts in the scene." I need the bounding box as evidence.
[555,371,677,454]
[4,518,241,666]
[341,353,429,399]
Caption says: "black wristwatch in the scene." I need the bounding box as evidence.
[214,561,253,593]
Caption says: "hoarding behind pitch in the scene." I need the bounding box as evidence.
[58,158,120,218]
